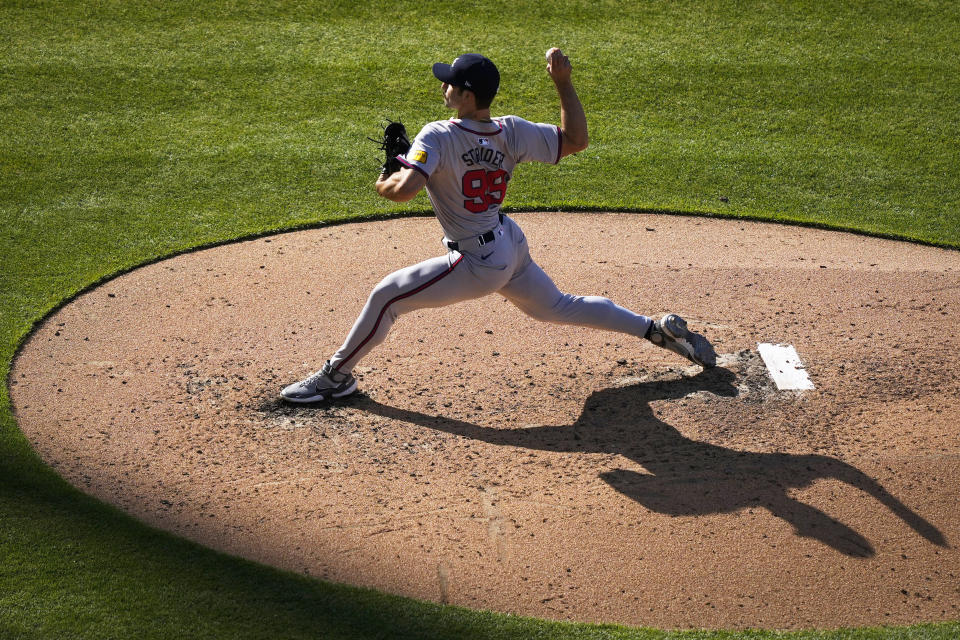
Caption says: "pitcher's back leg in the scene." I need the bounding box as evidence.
[498,260,652,337]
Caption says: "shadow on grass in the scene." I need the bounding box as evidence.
[0,363,948,639]
[0,452,621,640]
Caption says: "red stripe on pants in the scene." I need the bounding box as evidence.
[334,255,464,371]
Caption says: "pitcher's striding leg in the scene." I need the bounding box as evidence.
[328,254,468,372]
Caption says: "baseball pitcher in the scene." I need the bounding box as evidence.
[281,48,716,403]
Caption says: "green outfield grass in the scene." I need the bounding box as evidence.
[2,1,958,638]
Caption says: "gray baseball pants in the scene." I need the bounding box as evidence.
[329,215,652,373]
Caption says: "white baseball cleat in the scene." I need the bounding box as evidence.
[280,361,357,403]
[647,313,717,368]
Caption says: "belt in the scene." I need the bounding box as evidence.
[445,214,504,252]
[446,230,495,251]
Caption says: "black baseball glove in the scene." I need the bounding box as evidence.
[369,119,411,177]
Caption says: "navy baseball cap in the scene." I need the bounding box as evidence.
[432,54,500,103]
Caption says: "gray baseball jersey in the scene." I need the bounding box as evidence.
[399,116,561,241]
[327,116,652,374]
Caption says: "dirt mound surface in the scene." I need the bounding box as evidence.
[11,212,960,629]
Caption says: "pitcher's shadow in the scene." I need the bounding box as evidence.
[349,367,946,558]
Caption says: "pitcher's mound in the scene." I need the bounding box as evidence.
[11,212,960,629]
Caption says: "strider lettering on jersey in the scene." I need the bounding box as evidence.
[461,147,505,168]
[399,115,561,241]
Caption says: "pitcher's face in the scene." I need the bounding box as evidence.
[441,82,466,110]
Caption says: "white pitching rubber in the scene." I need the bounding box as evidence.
[757,343,815,391]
